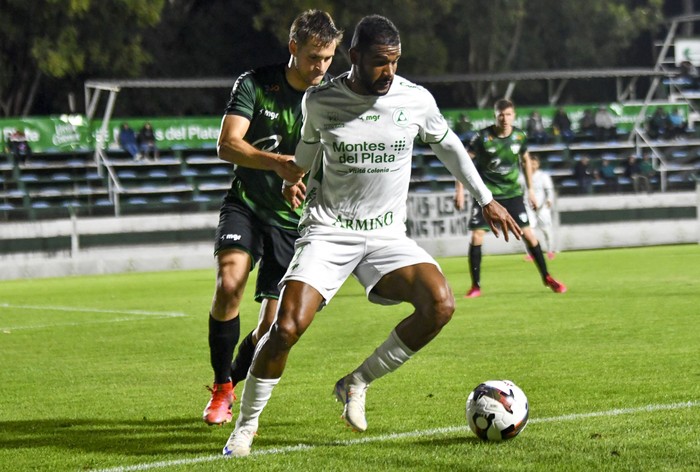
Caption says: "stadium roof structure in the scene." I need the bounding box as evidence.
[84,77,234,120]
[407,68,667,109]
[85,68,666,121]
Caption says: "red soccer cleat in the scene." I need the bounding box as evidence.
[547,251,556,260]
[203,381,236,425]
[523,254,534,262]
[464,286,482,298]
[544,275,567,293]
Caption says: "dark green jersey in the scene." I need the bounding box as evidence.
[468,125,528,199]
[224,63,314,229]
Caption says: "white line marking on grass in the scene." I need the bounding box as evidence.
[0,303,186,331]
[93,400,699,472]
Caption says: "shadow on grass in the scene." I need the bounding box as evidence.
[0,416,224,456]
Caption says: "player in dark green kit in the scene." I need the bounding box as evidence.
[455,98,566,298]
[203,10,343,425]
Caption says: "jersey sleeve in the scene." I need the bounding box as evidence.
[518,130,529,155]
[300,91,321,144]
[418,91,449,144]
[224,71,256,120]
[467,130,484,156]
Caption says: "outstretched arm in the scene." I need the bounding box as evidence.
[430,130,522,241]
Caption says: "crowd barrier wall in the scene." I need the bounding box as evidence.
[0,189,697,281]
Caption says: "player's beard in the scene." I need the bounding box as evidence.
[364,75,393,96]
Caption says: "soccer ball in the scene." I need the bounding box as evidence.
[466,379,529,441]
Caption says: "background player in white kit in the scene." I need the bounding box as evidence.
[524,155,557,260]
[223,14,521,457]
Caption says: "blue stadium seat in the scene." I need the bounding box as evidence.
[51,173,72,181]
[118,170,138,179]
[158,155,179,164]
[38,188,63,197]
[148,169,168,178]
[617,177,632,185]
[19,173,39,182]
[671,150,688,159]
[127,197,149,205]
[209,167,230,175]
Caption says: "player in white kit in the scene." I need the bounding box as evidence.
[223,14,522,457]
[523,155,557,260]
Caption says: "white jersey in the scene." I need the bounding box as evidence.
[299,72,450,236]
[531,169,554,209]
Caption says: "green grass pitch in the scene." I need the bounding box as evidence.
[0,244,698,471]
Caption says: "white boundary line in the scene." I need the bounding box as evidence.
[94,400,699,472]
[0,302,186,331]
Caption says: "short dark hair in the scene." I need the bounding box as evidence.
[495,98,514,112]
[290,10,343,47]
[350,15,400,52]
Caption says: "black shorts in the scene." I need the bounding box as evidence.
[468,196,530,230]
[214,195,298,301]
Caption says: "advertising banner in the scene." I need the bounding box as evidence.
[406,192,469,240]
[442,103,690,135]
[1,103,688,154]
[96,117,221,151]
[0,115,92,153]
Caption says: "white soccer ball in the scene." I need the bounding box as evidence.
[466,379,529,441]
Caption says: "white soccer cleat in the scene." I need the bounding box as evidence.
[222,427,256,457]
[333,374,368,432]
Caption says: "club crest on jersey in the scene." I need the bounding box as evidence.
[511,144,522,154]
[392,108,409,127]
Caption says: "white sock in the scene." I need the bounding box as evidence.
[234,374,279,431]
[352,329,415,385]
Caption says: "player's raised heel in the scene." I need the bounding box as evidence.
[222,427,256,457]
[333,375,368,432]
[544,275,567,293]
[465,286,481,298]
[203,381,235,425]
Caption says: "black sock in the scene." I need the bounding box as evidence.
[208,314,240,385]
[468,244,482,288]
[527,243,549,280]
[230,330,256,386]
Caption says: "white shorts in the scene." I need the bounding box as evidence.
[281,226,439,306]
[534,207,552,228]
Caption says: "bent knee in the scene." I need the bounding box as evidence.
[417,291,454,328]
[433,295,455,326]
[268,318,303,350]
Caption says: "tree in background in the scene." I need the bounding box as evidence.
[0,0,673,116]
[0,0,164,117]
[254,0,664,106]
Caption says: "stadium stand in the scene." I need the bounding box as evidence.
[1,129,699,222]
[0,147,229,221]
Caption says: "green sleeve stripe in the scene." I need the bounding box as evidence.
[423,129,449,145]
